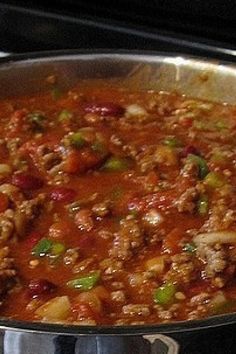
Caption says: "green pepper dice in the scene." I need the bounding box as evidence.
[153,282,176,305]
[183,242,197,253]
[51,242,66,256]
[187,154,209,179]
[103,156,130,172]
[32,238,53,257]
[67,271,100,291]
[32,238,66,258]
[27,112,46,131]
[58,109,72,122]
[70,132,87,149]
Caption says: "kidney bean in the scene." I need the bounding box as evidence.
[84,102,125,117]
[180,145,201,158]
[28,279,57,297]
[12,173,43,190]
[50,187,76,202]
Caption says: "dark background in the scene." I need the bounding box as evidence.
[0,0,235,57]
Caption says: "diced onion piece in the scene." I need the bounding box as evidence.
[145,256,165,274]
[211,292,227,308]
[35,296,71,321]
[126,104,147,117]
[194,231,236,245]
[143,209,164,227]
[210,292,228,314]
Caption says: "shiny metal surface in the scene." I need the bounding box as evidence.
[3,332,179,354]
[0,50,236,338]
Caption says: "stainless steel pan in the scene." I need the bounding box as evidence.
[1,50,236,353]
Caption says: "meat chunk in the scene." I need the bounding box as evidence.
[128,271,155,287]
[154,303,180,320]
[175,187,198,213]
[14,193,45,236]
[180,160,199,179]
[110,217,143,260]
[92,201,110,217]
[196,242,226,278]
[6,138,22,155]
[165,253,196,284]
[20,142,67,183]
[201,200,236,232]
[33,144,63,174]
[99,258,123,275]
[190,292,210,306]
[0,183,23,203]
[63,248,79,266]
[122,304,150,317]
[0,193,45,240]
[137,145,178,173]
[74,209,94,231]
[0,210,14,241]
[0,246,16,296]
[111,290,126,303]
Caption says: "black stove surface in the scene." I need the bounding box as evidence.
[0,2,236,353]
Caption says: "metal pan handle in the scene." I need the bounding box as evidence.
[72,334,179,354]
[3,331,179,354]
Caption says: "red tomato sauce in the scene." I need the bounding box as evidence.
[0,81,236,325]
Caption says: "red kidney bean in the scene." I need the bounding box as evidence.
[84,102,125,117]
[28,279,57,297]
[180,145,201,158]
[50,187,76,202]
[12,173,43,190]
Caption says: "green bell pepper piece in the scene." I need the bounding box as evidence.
[187,154,209,179]
[32,238,53,257]
[67,271,100,291]
[154,282,176,305]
